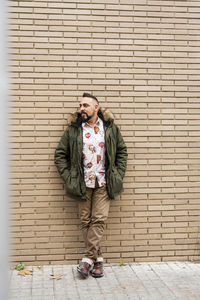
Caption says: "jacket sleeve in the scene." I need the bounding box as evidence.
[115,125,128,179]
[54,128,70,182]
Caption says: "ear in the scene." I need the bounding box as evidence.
[94,104,99,112]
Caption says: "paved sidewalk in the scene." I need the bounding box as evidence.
[9,261,200,300]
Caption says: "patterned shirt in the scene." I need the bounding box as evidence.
[82,117,106,188]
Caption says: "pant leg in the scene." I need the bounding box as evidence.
[86,186,110,261]
[78,188,93,248]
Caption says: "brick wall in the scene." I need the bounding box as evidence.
[9,0,200,265]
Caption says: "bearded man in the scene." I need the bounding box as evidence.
[54,92,127,279]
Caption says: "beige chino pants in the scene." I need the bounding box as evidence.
[78,183,110,262]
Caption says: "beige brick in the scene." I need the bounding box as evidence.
[11,256,36,263]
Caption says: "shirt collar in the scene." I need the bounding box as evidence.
[82,117,101,128]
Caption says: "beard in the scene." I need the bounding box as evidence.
[80,111,94,123]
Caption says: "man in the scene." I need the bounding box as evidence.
[54,93,127,279]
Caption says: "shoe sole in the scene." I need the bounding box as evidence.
[90,272,104,278]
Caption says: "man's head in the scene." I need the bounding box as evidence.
[79,93,99,124]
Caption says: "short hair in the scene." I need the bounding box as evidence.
[82,92,99,104]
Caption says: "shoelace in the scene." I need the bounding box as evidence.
[94,262,102,269]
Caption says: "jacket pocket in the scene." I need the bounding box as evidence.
[108,167,123,198]
[64,168,80,197]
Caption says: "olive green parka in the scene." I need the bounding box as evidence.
[54,108,128,201]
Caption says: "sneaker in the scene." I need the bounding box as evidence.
[91,260,104,278]
[77,258,93,279]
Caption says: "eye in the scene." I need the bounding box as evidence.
[80,103,89,108]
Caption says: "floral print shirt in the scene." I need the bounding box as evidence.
[82,117,106,188]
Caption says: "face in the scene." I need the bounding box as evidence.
[79,97,98,123]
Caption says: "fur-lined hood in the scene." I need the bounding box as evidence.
[67,107,115,127]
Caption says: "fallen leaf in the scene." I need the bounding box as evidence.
[121,285,126,289]
[18,269,33,276]
[50,274,62,280]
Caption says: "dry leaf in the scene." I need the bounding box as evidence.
[50,274,62,280]
[18,269,33,276]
